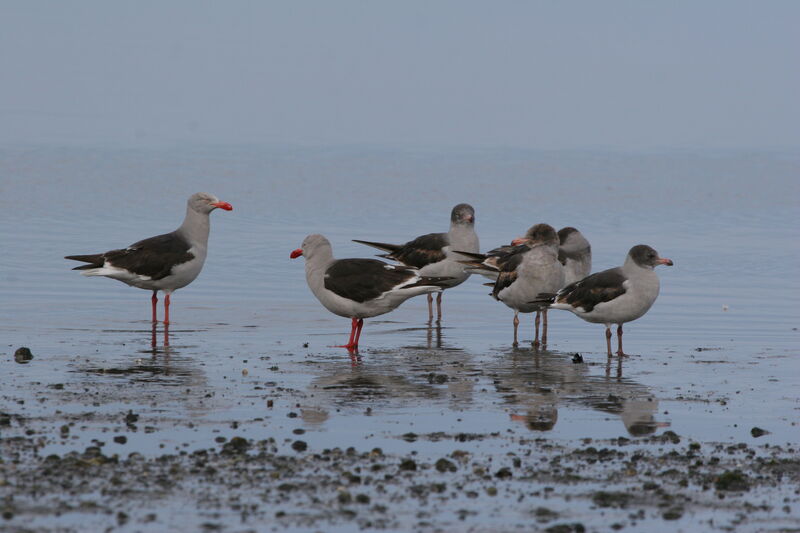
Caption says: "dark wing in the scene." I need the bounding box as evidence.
[352,239,402,255]
[390,233,449,268]
[487,243,530,271]
[67,232,194,280]
[491,252,526,300]
[324,259,433,303]
[556,267,627,312]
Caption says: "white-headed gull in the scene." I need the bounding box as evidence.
[65,192,232,324]
[353,203,478,323]
[534,244,673,357]
[291,234,451,352]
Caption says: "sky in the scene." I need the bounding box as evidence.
[1,1,798,150]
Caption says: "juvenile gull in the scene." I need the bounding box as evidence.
[534,244,673,357]
[353,203,478,323]
[466,224,564,347]
[291,234,451,352]
[65,192,233,324]
[458,225,590,287]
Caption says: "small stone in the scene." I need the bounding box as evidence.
[572,353,583,364]
[715,470,749,491]
[435,458,457,473]
[399,459,417,471]
[750,427,768,438]
[14,347,33,364]
[291,440,307,452]
[113,435,127,444]
[495,467,512,479]
[221,436,250,455]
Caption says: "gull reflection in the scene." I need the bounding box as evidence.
[494,349,666,437]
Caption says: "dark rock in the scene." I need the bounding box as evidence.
[291,440,308,452]
[399,459,417,471]
[435,458,457,473]
[534,507,559,522]
[715,470,749,491]
[571,353,583,364]
[545,524,585,533]
[592,491,630,508]
[495,467,512,479]
[427,373,448,384]
[113,435,127,444]
[14,347,33,364]
[659,431,681,444]
[750,427,769,438]
[221,436,250,455]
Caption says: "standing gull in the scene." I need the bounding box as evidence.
[65,192,233,324]
[291,234,451,352]
[458,225,590,286]
[353,203,478,323]
[557,227,592,285]
[460,224,564,347]
[534,245,673,357]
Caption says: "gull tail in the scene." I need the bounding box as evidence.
[352,239,402,255]
[65,254,105,271]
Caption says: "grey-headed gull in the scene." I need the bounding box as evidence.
[534,244,673,357]
[485,224,565,347]
[65,192,232,324]
[457,225,590,287]
[353,203,478,323]
[557,227,592,285]
[291,234,451,352]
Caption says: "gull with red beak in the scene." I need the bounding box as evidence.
[65,192,233,324]
[291,234,452,352]
[532,244,673,357]
[352,203,478,323]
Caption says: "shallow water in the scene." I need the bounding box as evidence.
[1,145,799,531]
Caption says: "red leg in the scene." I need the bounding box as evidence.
[151,291,158,323]
[427,294,434,324]
[533,311,541,347]
[605,326,613,357]
[353,318,364,348]
[436,292,443,322]
[337,318,358,350]
[164,293,171,325]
